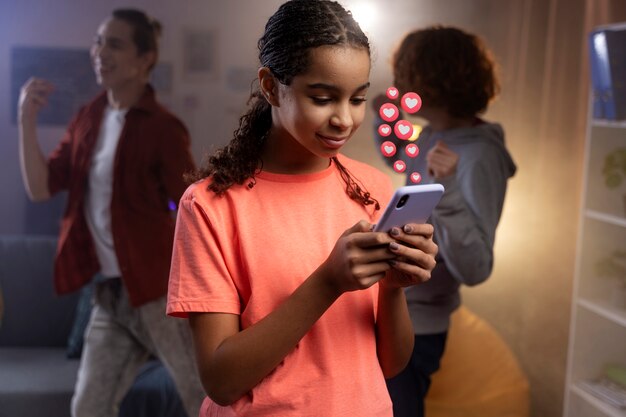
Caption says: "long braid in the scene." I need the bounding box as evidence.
[186,91,271,194]
[332,157,380,210]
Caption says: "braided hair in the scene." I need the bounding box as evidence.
[190,0,379,210]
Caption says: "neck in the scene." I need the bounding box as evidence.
[261,129,331,175]
[107,81,147,109]
[422,107,476,132]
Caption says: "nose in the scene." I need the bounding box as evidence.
[91,43,107,60]
[330,103,353,130]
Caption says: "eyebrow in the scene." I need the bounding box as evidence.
[307,82,371,93]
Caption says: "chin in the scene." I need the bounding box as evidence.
[94,75,108,87]
[318,149,341,159]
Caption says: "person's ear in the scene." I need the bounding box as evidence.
[258,67,279,106]
[140,51,157,77]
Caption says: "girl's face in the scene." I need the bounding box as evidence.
[90,18,154,91]
[264,45,370,173]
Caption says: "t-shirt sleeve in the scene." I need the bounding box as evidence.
[167,185,241,318]
[156,116,196,207]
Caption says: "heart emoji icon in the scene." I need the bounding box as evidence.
[401,92,422,114]
[409,172,422,183]
[380,141,396,157]
[405,144,419,158]
[393,160,406,173]
[394,120,414,140]
[386,87,399,99]
[379,103,399,122]
[378,124,392,137]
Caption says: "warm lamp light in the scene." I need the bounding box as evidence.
[348,2,377,33]
[408,124,422,141]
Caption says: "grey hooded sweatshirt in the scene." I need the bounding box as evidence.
[374,120,517,334]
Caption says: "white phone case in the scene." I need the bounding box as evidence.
[373,184,445,232]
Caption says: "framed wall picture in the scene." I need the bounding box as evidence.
[225,66,257,93]
[151,61,174,94]
[182,28,218,81]
[10,46,100,126]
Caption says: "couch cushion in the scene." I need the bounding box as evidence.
[0,347,80,417]
[0,235,79,347]
[0,348,186,417]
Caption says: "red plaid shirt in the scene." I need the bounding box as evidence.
[47,86,196,306]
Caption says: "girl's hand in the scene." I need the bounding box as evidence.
[18,77,54,123]
[426,140,459,178]
[382,223,438,288]
[318,220,397,294]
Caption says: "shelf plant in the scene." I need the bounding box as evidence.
[594,249,626,308]
[602,148,626,188]
[602,147,626,216]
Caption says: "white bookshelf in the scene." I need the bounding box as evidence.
[563,73,626,416]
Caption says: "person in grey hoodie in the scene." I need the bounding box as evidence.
[372,26,517,417]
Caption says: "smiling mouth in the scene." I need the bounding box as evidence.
[317,134,348,149]
[94,62,114,75]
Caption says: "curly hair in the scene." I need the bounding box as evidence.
[189,0,379,210]
[392,26,500,118]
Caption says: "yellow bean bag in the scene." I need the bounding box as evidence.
[425,306,530,417]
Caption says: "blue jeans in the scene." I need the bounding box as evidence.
[385,332,448,417]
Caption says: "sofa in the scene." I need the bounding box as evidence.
[0,234,529,417]
[0,235,188,417]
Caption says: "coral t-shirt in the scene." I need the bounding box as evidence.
[167,155,393,417]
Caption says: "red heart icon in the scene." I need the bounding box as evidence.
[393,160,406,173]
[405,144,419,158]
[401,92,422,114]
[379,103,399,122]
[378,124,391,137]
[394,120,413,140]
[380,141,396,157]
[409,172,422,183]
[386,87,399,99]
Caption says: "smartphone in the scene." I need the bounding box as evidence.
[373,184,445,232]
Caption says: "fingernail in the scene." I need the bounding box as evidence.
[390,227,401,236]
[389,242,399,251]
[403,225,413,233]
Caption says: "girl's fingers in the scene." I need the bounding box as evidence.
[391,223,434,242]
[389,260,432,283]
[388,241,437,271]
[344,228,396,249]
[352,261,392,281]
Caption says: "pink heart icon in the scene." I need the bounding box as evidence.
[405,144,419,158]
[378,124,391,137]
[379,103,399,122]
[409,172,422,183]
[393,160,406,173]
[401,92,422,114]
[386,87,399,99]
[380,141,396,157]
[394,120,414,140]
